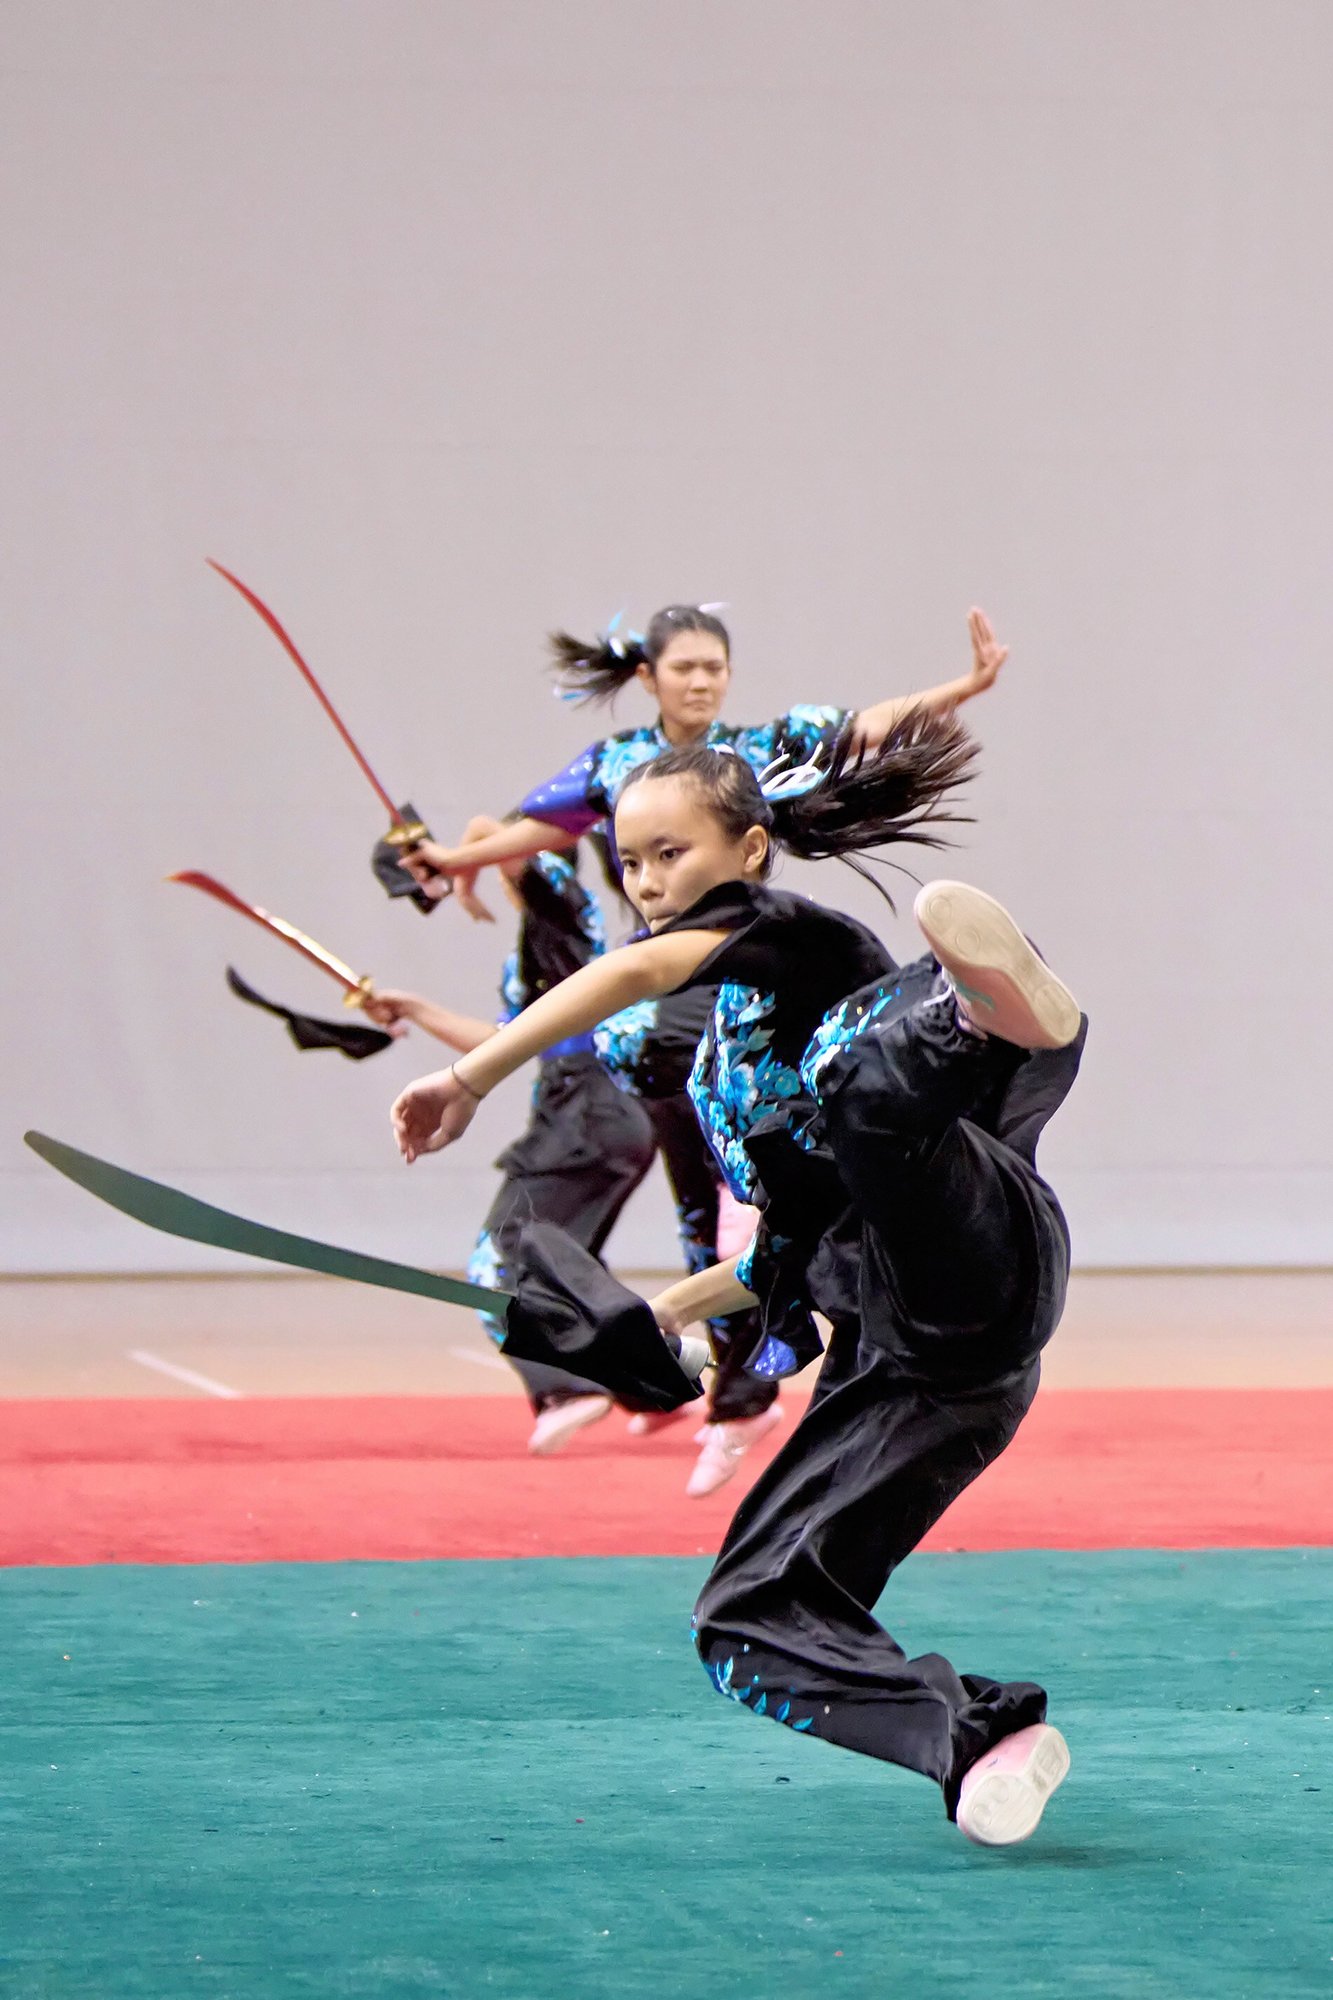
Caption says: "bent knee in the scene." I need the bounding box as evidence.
[694,1628,820,1731]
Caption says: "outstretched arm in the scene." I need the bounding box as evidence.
[848,607,1009,755]
[391,927,727,1160]
[398,748,606,915]
[362,989,498,1054]
[397,815,578,917]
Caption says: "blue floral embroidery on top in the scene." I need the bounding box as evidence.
[596,708,847,814]
[800,979,904,1092]
[593,998,660,1092]
[597,732,669,801]
[519,708,847,840]
[687,983,807,1200]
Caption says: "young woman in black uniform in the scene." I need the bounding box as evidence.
[391,701,1085,1847]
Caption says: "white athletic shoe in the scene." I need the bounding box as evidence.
[527,1394,612,1456]
[956,1724,1071,1846]
[913,882,1081,1051]
[686,1403,784,1497]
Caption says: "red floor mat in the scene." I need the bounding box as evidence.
[4,1388,1330,1566]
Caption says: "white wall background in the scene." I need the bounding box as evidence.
[3,0,1331,1273]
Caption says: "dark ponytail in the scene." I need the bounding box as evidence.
[548,604,731,707]
[769,704,976,864]
[614,705,977,906]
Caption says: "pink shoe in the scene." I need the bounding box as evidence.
[626,1408,689,1438]
[956,1724,1071,1846]
[685,1403,784,1497]
[914,881,1080,1051]
[527,1395,612,1456]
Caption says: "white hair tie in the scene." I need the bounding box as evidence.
[757,749,829,802]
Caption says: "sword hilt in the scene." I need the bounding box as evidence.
[382,819,453,901]
[342,975,377,1011]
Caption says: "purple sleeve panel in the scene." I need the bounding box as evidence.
[517,744,603,837]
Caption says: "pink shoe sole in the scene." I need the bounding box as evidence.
[914,881,1080,1051]
[686,1403,784,1497]
[957,1723,1071,1846]
[527,1395,612,1456]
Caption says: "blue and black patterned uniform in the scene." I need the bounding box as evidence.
[517,706,848,1421]
[506,875,1086,1814]
[464,851,656,1412]
[518,707,848,844]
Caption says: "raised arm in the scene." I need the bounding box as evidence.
[848,607,1009,756]
[391,928,727,1161]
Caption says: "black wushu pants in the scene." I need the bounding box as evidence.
[692,986,1086,1816]
[503,985,1084,1815]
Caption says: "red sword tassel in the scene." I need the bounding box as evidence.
[205,559,425,849]
[167,871,375,1008]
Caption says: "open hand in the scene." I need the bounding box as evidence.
[965,607,1009,692]
[391,1067,481,1162]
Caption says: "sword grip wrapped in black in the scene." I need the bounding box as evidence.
[372,802,440,915]
[502,1223,704,1414]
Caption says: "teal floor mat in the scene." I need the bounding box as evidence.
[2,1550,1330,1998]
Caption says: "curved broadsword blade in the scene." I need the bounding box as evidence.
[24,1131,512,1313]
[206,558,408,830]
[167,870,370,1003]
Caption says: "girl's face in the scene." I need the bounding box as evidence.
[636,630,731,737]
[615,775,768,930]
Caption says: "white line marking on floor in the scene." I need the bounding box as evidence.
[445,1343,510,1373]
[128,1349,243,1398]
